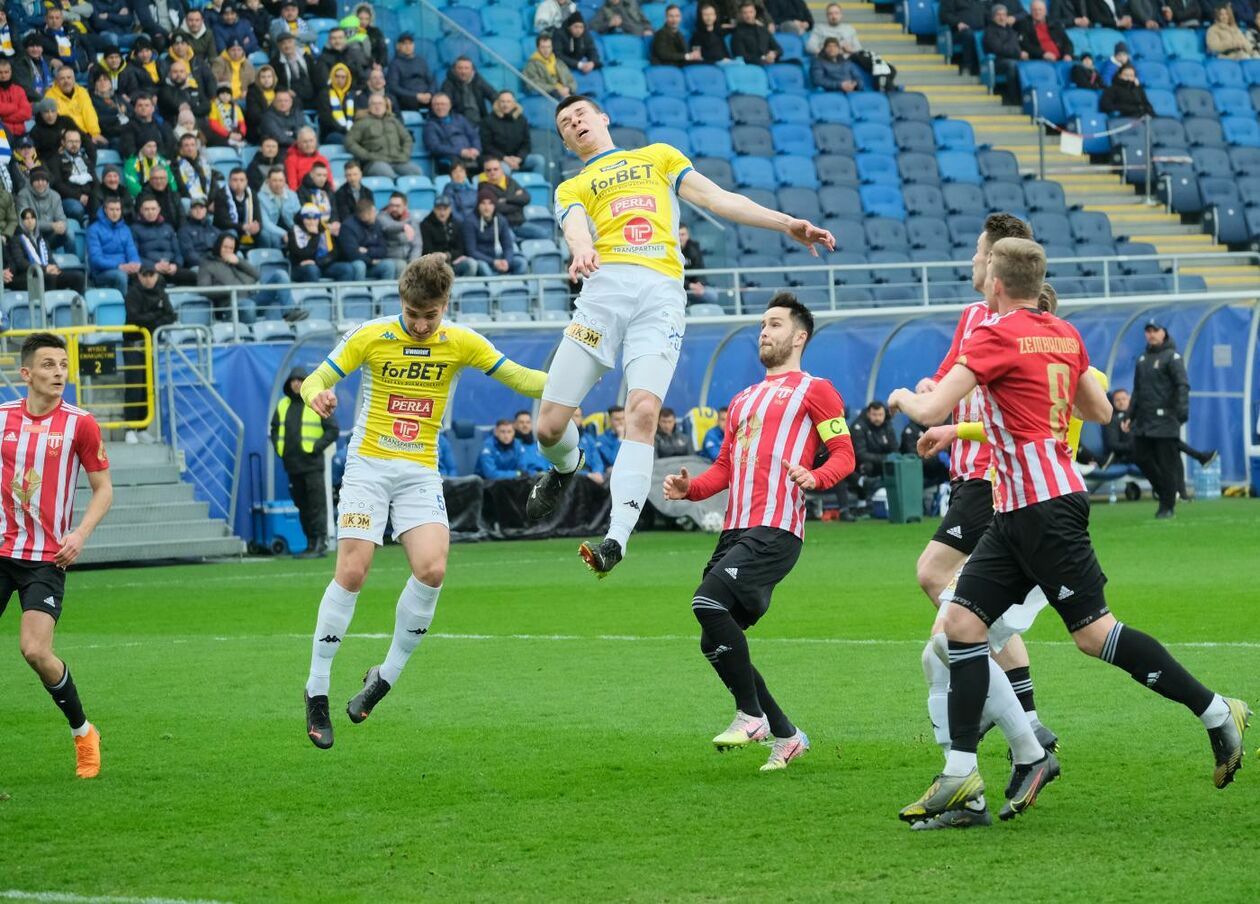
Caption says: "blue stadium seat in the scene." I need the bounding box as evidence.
[867,250,915,284]
[848,93,892,124]
[773,155,819,188]
[1190,145,1231,176]
[646,65,687,97]
[890,92,931,122]
[1213,87,1252,118]
[1023,179,1067,212]
[906,215,951,250]
[977,149,1020,182]
[819,188,862,224]
[694,157,735,189]
[601,34,648,66]
[808,93,852,124]
[444,6,482,36]
[439,36,481,66]
[1150,117,1188,149]
[1185,115,1225,147]
[852,156,899,193]
[936,151,982,184]
[1176,86,1215,117]
[1018,60,1060,100]
[603,67,648,99]
[521,239,563,274]
[1127,29,1165,61]
[480,7,521,37]
[522,96,554,124]
[687,95,731,127]
[816,154,859,186]
[767,63,808,95]
[605,96,648,130]
[1207,59,1245,89]
[729,95,771,126]
[942,183,984,215]
[1031,212,1073,245]
[1252,84,1260,112]
[903,183,946,218]
[865,215,909,247]
[647,126,692,156]
[1146,88,1180,119]
[948,214,986,245]
[1162,29,1203,61]
[813,123,856,156]
[1114,241,1163,274]
[983,181,1026,215]
[860,184,907,220]
[1229,146,1260,176]
[1241,59,1260,85]
[895,151,939,185]
[932,119,976,152]
[778,187,823,223]
[647,95,688,128]
[893,120,936,154]
[732,156,777,189]
[691,126,734,159]
[685,65,728,96]
[769,94,811,124]
[1069,210,1113,245]
[776,32,804,61]
[362,176,396,209]
[610,126,647,148]
[771,123,815,156]
[1170,60,1209,88]
[854,122,895,155]
[732,125,773,156]
[1136,61,1173,91]
[1223,115,1260,147]
[725,65,770,97]
[1238,175,1260,205]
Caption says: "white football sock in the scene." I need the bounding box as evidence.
[944,749,977,777]
[922,637,952,752]
[305,580,358,697]
[71,721,91,738]
[1027,708,1041,726]
[606,439,653,550]
[1199,694,1230,729]
[983,657,1044,765]
[541,419,581,473]
[379,577,440,686]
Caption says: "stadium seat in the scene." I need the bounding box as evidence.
[729,95,772,127]
[694,156,735,189]
[1207,59,1245,89]
[1127,29,1165,61]
[292,288,334,322]
[643,66,685,99]
[605,96,648,130]
[604,67,649,99]
[977,149,1020,182]
[1114,241,1164,274]
[867,250,916,284]
[942,182,984,215]
[831,223,869,253]
[1156,163,1203,213]
[1213,87,1252,118]
[609,126,646,148]
[893,120,936,154]
[1023,179,1067,213]
[856,152,899,186]
[771,123,815,157]
[687,303,725,317]
[1230,146,1260,177]
[769,94,811,125]
[740,190,778,216]
[1170,60,1210,89]
[865,216,909,249]
[897,151,940,185]
[767,63,808,95]
[1223,116,1260,147]
[848,93,891,124]
[860,187,906,221]
[691,126,735,159]
[1191,145,1232,176]
[732,156,777,190]
[816,154,859,186]
[521,96,555,125]
[1176,86,1215,118]
[521,238,563,274]
[645,95,688,128]
[936,151,982,184]
[906,215,951,250]
[687,95,731,128]
[1031,212,1073,246]
[1162,29,1203,62]
[773,156,819,188]
[481,7,521,37]
[903,183,946,218]
[732,125,774,156]
[808,93,852,124]
[813,123,856,156]
[84,288,125,326]
[601,34,648,66]
[1136,61,1174,91]
[647,126,693,156]
[777,187,823,224]
[725,66,770,97]
[890,92,931,122]
[684,65,728,96]
[362,176,396,209]
[1146,88,1180,120]
[1149,117,1188,149]
[983,181,1026,215]
[338,289,374,323]
[1184,115,1225,147]
[1069,210,1114,245]
[830,251,873,285]
[439,36,481,67]
[819,185,862,218]
[252,320,293,341]
[854,122,895,155]
[932,119,976,152]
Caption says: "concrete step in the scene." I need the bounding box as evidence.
[90,519,234,546]
[91,463,183,486]
[77,500,211,527]
[77,536,245,565]
[74,481,195,508]
[101,442,173,468]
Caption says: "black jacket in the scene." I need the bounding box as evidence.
[1103,409,1135,461]
[333,182,368,224]
[654,427,691,459]
[124,276,178,333]
[479,176,530,228]
[554,21,601,70]
[1085,0,1131,28]
[481,111,533,161]
[1017,17,1073,58]
[982,23,1022,60]
[420,210,466,260]
[940,0,991,31]
[1131,335,1190,438]
[690,24,730,63]
[730,21,782,64]
[440,68,497,127]
[270,368,339,474]
[1048,0,1088,25]
[1070,64,1103,90]
[1100,79,1154,118]
[849,413,898,475]
[766,0,814,26]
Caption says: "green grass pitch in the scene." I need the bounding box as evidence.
[1,501,1258,902]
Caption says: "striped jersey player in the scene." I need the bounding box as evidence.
[1,332,114,780]
[663,296,855,773]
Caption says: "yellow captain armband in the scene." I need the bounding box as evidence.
[817,416,849,441]
[1087,365,1108,392]
[957,422,989,443]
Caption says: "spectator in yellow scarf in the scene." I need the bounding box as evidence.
[523,34,577,100]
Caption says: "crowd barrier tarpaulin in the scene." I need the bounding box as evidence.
[480,474,611,540]
[646,456,729,532]
[443,476,487,541]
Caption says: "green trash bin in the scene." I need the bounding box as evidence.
[883,453,923,524]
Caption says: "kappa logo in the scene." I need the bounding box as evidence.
[624,499,641,511]
[318,634,341,644]
[381,330,400,341]
[724,567,739,580]
[406,626,429,636]
[1057,585,1075,600]
[946,525,963,539]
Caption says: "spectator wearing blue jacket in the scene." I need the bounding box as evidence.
[701,407,727,462]
[438,432,458,477]
[422,92,481,175]
[571,408,607,483]
[87,197,141,293]
[88,0,134,47]
[810,37,865,92]
[463,191,526,276]
[337,195,397,280]
[387,32,435,112]
[213,5,259,55]
[130,194,196,285]
[475,419,533,480]
[440,160,480,223]
[512,409,549,473]
[597,404,625,470]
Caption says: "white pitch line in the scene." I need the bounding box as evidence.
[1,891,229,904]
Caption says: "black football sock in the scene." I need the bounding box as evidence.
[753,668,795,738]
[1004,665,1037,714]
[700,630,737,696]
[45,664,87,731]
[947,641,990,755]
[692,601,762,717]
[1100,622,1215,715]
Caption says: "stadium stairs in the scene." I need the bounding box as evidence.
[845,0,1260,288]
[75,441,244,565]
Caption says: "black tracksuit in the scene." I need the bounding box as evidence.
[1130,335,1189,512]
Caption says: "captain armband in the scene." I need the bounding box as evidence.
[817,416,849,441]
[956,422,989,443]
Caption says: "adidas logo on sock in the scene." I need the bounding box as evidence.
[713,645,732,655]
[1057,586,1075,600]
[946,526,963,539]
[1146,670,1163,687]
[725,567,739,580]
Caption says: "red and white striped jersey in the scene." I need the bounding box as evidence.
[957,308,1090,512]
[0,399,109,562]
[686,371,855,539]
[934,300,993,482]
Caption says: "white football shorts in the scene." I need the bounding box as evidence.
[938,572,1050,654]
[336,453,448,545]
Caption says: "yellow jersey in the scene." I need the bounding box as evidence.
[303,315,544,469]
[553,143,694,280]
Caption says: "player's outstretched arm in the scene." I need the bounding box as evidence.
[677,170,835,256]
[889,364,978,426]
[301,366,341,418]
[56,468,113,569]
[487,358,549,399]
[561,206,599,280]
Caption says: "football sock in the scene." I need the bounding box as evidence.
[946,640,990,772]
[540,419,581,473]
[753,668,795,738]
[1004,665,1037,713]
[700,630,736,694]
[45,664,86,732]
[692,599,762,717]
[306,580,359,697]
[1198,694,1231,729]
[607,439,654,550]
[379,577,440,686]
[71,721,92,738]
[1100,622,1215,716]
[985,658,1043,766]
[922,637,952,750]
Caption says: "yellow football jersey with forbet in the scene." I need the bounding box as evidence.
[302,315,542,469]
[553,143,694,280]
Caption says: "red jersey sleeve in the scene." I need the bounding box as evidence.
[686,403,735,501]
[73,415,110,472]
[802,379,855,490]
[955,320,1014,385]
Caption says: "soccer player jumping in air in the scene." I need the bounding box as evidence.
[299,256,547,749]
[663,296,855,772]
[1,333,113,778]
[889,238,1250,825]
[527,95,835,578]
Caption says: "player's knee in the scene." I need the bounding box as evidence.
[19,638,52,671]
[915,555,946,605]
[536,414,566,447]
[623,394,660,440]
[941,605,987,643]
[414,561,446,587]
[335,563,370,592]
[1071,620,1109,658]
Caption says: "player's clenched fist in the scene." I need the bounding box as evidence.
[309,389,338,418]
[568,248,600,280]
[782,459,817,490]
[916,425,958,459]
[663,467,691,500]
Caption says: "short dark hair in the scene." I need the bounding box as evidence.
[554,94,603,123]
[229,166,247,178]
[766,291,815,343]
[355,196,376,214]
[514,410,531,419]
[389,191,406,202]
[983,212,1033,246]
[344,159,361,172]
[608,405,624,415]
[718,406,728,414]
[267,165,285,178]
[495,418,512,428]
[660,407,676,418]
[21,332,66,366]
[865,401,888,414]
[535,33,552,47]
